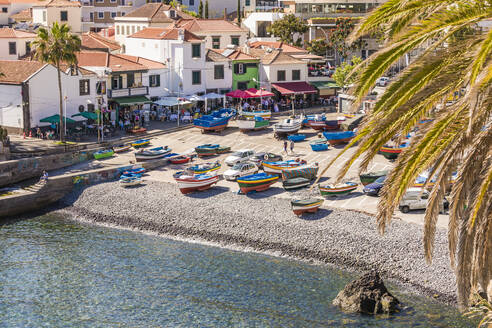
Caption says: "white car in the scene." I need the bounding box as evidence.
[376,77,390,87]
[223,162,258,181]
[225,149,255,166]
[399,188,448,213]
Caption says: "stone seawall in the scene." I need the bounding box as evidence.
[0,157,171,218]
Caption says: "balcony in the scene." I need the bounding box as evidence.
[108,86,148,98]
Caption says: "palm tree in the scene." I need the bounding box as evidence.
[318,0,492,308]
[32,22,81,142]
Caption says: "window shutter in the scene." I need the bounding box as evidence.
[234,64,239,74]
[156,75,160,86]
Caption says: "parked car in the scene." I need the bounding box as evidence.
[363,176,386,196]
[376,77,390,87]
[250,152,283,168]
[399,188,449,213]
[225,149,255,166]
[223,162,258,181]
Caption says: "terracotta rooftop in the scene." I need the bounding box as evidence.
[76,51,164,72]
[36,0,81,7]
[128,27,202,41]
[176,19,246,34]
[220,48,258,61]
[9,0,46,4]
[0,0,10,5]
[123,3,194,22]
[81,32,121,51]
[0,60,45,84]
[248,41,308,55]
[249,48,305,65]
[206,49,230,62]
[0,28,36,38]
[10,9,32,22]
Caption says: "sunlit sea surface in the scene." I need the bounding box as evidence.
[0,216,475,327]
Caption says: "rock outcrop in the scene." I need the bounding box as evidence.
[333,271,400,314]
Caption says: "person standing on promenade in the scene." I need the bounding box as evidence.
[290,140,295,154]
[283,140,288,154]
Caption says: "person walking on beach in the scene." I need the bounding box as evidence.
[290,140,295,154]
[283,140,288,154]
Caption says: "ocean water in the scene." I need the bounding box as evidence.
[0,216,474,327]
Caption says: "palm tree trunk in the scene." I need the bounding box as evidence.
[56,62,64,142]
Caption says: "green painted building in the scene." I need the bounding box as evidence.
[224,50,260,90]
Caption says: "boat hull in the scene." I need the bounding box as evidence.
[176,175,220,194]
[194,123,228,132]
[94,150,114,160]
[113,145,131,153]
[237,179,278,193]
[283,177,310,190]
[237,119,269,132]
[310,143,328,151]
[319,185,358,196]
[327,137,353,145]
[359,171,388,186]
[380,147,402,159]
[291,200,323,216]
[241,111,271,120]
[263,162,302,175]
[170,156,191,164]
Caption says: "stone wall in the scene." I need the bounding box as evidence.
[0,157,171,218]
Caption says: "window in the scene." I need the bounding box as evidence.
[212,37,220,49]
[149,74,160,87]
[98,12,104,19]
[79,80,90,95]
[96,81,106,95]
[169,10,175,18]
[214,65,224,80]
[60,11,68,21]
[96,0,103,2]
[192,71,201,85]
[116,25,120,34]
[132,25,135,34]
[42,11,46,21]
[8,42,16,55]
[191,44,201,58]
[292,69,300,81]
[277,70,286,81]
[245,0,250,5]
[126,25,130,35]
[189,0,194,5]
[110,0,117,2]
[231,36,239,46]
[111,12,116,18]
[1,7,7,13]
[112,75,122,89]
[25,41,31,54]
[121,12,125,16]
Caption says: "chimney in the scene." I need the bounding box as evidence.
[223,8,227,20]
[177,28,184,41]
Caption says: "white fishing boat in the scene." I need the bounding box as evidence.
[273,118,302,135]
[236,116,269,132]
[240,109,271,120]
[174,172,220,194]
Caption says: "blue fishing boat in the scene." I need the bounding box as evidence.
[122,167,146,175]
[262,159,305,175]
[120,175,142,187]
[120,172,142,179]
[193,108,234,132]
[135,146,171,161]
[310,138,328,151]
[287,134,306,142]
[132,139,150,148]
[237,173,279,193]
[322,131,355,145]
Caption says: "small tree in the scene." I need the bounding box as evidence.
[32,23,80,142]
[205,0,209,18]
[267,14,308,45]
[305,39,328,57]
[332,56,362,92]
[198,0,203,18]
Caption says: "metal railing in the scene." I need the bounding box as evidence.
[108,86,148,98]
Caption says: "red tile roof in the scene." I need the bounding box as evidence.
[76,51,164,71]
[0,0,10,4]
[37,0,81,7]
[220,49,258,61]
[123,3,194,22]
[249,41,308,55]
[128,27,202,41]
[81,31,121,51]
[176,19,246,33]
[0,60,45,84]
[0,28,36,38]
[10,9,32,22]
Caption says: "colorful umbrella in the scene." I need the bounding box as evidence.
[72,112,98,120]
[226,89,252,99]
[40,114,75,124]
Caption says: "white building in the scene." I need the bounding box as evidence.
[205,49,232,94]
[1,0,45,26]
[0,27,36,60]
[175,18,248,50]
[113,3,194,44]
[179,0,243,19]
[32,0,82,33]
[243,12,284,38]
[125,27,207,96]
[0,60,104,133]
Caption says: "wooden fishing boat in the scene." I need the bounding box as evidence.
[281,164,319,181]
[169,155,191,164]
[307,116,340,131]
[113,144,131,153]
[273,118,302,135]
[310,142,329,151]
[237,116,270,132]
[262,160,305,175]
[287,134,306,142]
[188,161,221,174]
[240,109,271,120]
[135,146,171,161]
[122,167,146,176]
[120,176,142,187]
[291,198,324,216]
[174,172,219,194]
[379,144,407,160]
[193,108,234,132]
[359,170,388,186]
[236,173,279,194]
[283,177,310,190]
[323,131,355,145]
[93,149,114,160]
[132,139,150,148]
[319,182,358,197]
[216,146,231,154]
[195,144,219,157]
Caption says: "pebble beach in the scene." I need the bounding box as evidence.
[58,180,457,304]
